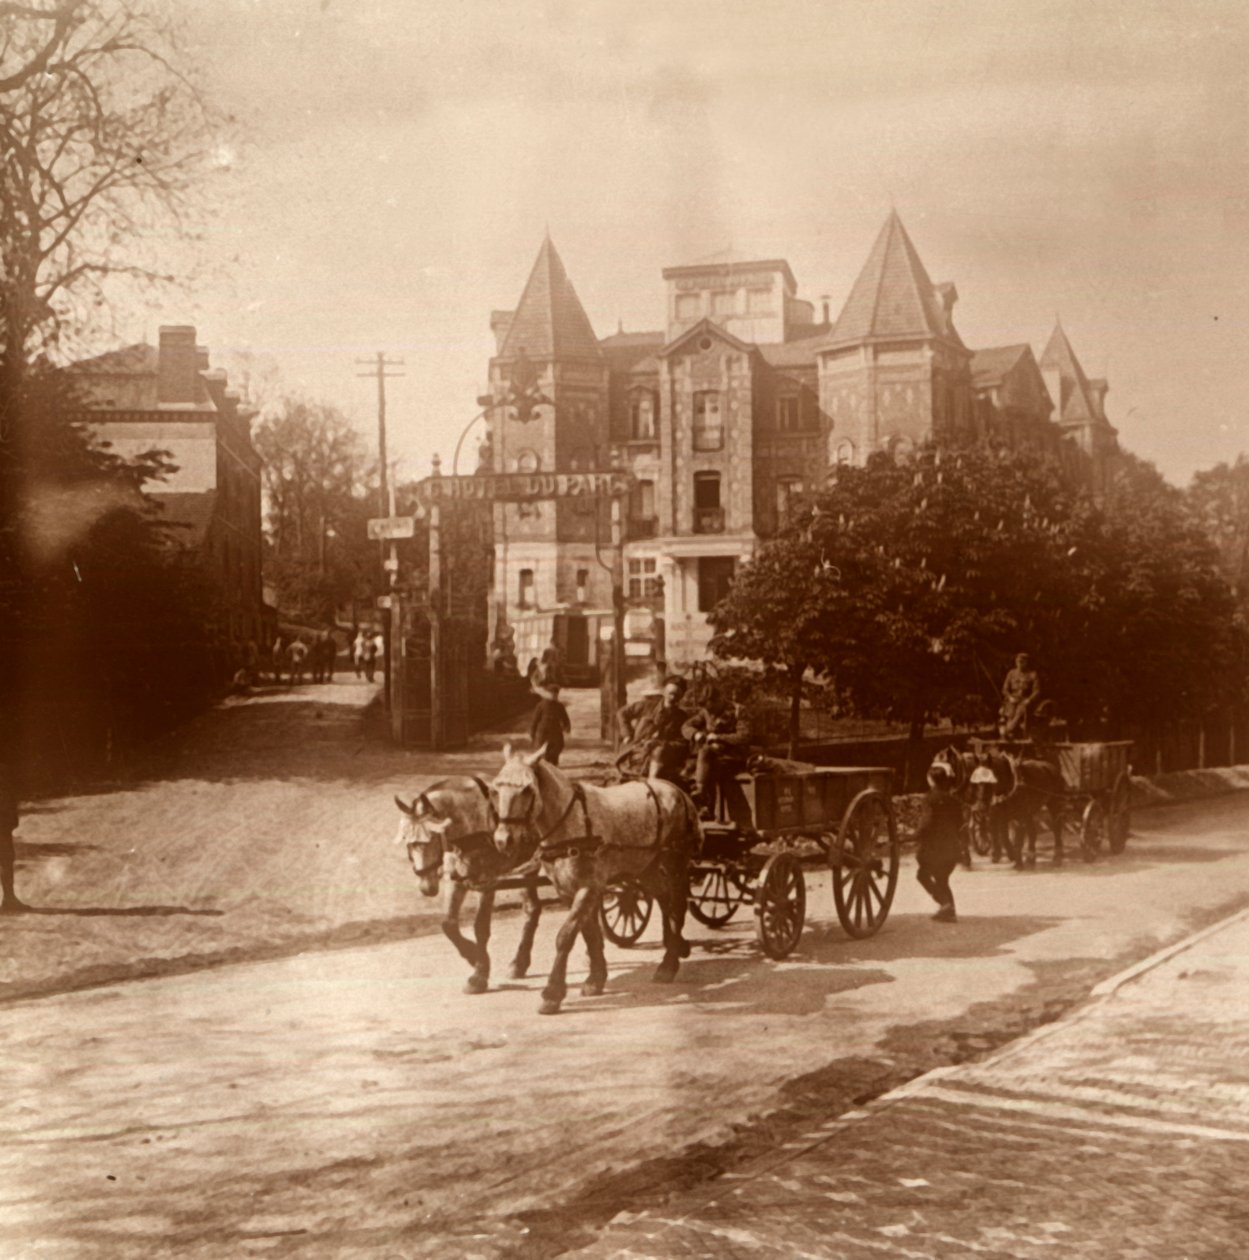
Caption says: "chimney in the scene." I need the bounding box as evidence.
[821,294,831,324]
[1088,378,1109,421]
[157,325,200,405]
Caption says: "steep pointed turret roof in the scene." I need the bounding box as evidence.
[1039,322,1098,425]
[498,236,602,361]
[826,211,962,348]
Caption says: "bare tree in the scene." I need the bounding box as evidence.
[0,2,79,95]
[0,0,224,380]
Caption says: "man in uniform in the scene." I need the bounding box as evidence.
[1000,652,1040,739]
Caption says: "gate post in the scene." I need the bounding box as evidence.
[429,502,443,749]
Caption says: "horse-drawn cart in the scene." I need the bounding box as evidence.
[969,737,1133,861]
[601,764,900,960]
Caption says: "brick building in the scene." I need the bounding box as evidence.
[69,325,267,648]
[483,214,1120,668]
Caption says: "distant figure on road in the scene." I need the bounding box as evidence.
[289,637,309,686]
[1000,652,1040,740]
[914,762,962,923]
[0,757,26,914]
[364,630,382,683]
[270,634,286,686]
[529,684,572,766]
[352,629,368,679]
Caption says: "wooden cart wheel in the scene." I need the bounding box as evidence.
[831,789,899,939]
[1108,773,1131,854]
[755,852,805,960]
[600,877,654,947]
[1081,798,1106,861]
[688,864,744,927]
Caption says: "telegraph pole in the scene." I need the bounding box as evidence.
[356,353,405,737]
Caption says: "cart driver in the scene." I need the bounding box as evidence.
[683,693,755,827]
[1000,652,1040,740]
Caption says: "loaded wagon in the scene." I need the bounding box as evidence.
[970,737,1133,861]
[601,764,900,960]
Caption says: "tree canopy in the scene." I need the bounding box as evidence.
[710,443,1245,759]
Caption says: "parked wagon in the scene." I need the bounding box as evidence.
[601,764,900,960]
[971,737,1133,861]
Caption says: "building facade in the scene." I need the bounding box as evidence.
[69,325,267,647]
[483,215,1120,668]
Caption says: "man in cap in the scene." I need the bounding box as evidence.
[1000,652,1040,740]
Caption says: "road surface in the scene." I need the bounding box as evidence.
[4,790,1249,1258]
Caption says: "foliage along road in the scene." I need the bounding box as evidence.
[5,790,1249,1259]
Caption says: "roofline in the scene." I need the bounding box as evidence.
[816,330,971,357]
[661,258,797,291]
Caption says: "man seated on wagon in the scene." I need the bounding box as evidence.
[617,675,691,783]
[999,652,1040,740]
[683,692,756,826]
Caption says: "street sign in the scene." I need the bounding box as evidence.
[376,595,393,610]
[368,516,418,541]
[416,470,633,504]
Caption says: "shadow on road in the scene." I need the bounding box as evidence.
[17,904,225,918]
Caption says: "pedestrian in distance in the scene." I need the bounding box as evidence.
[0,757,26,914]
[352,628,367,679]
[914,762,963,923]
[289,636,309,686]
[529,683,572,766]
[271,634,286,686]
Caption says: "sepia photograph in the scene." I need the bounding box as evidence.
[2,1,1248,1255]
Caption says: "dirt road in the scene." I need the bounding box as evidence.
[5,790,1249,1259]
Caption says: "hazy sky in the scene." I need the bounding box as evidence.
[128,0,1249,485]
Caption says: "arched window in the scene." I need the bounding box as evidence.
[835,438,856,466]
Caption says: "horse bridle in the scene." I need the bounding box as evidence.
[409,777,499,880]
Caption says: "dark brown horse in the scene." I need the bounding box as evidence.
[931,745,1065,867]
[491,744,699,1015]
[394,777,543,994]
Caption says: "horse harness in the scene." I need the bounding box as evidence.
[531,779,671,863]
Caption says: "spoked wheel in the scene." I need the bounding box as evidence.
[1108,774,1131,854]
[1081,798,1106,861]
[755,852,806,960]
[600,877,654,947]
[968,806,993,857]
[831,790,899,939]
[688,864,745,927]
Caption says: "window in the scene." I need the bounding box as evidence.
[676,293,701,320]
[575,568,589,603]
[776,396,801,432]
[518,568,535,608]
[835,438,856,465]
[697,557,736,612]
[693,391,723,450]
[693,471,723,533]
[712,290,736,318]
[629,392,655,440]
[630,478,656,520]
[776,477,804,521]
[628,557,661,601]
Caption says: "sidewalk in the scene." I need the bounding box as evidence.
[566,908,1249,1259]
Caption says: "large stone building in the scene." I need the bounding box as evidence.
[69,325,267,647]
[482,214,1120,668]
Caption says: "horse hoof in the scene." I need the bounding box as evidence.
[679,940,692,959]
[581,981,605,998]
[508,963,529,980]
[464,975,489,995]
[539,1000,563,1015]
[652,966,678,984]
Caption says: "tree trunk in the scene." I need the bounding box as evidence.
[788,663,804,759]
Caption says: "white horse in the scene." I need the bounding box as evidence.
[490,744,699,1015]
[394,776,543,994]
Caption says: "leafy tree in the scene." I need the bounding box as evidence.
[1187,456,1249,614]
[253,400,379,623]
